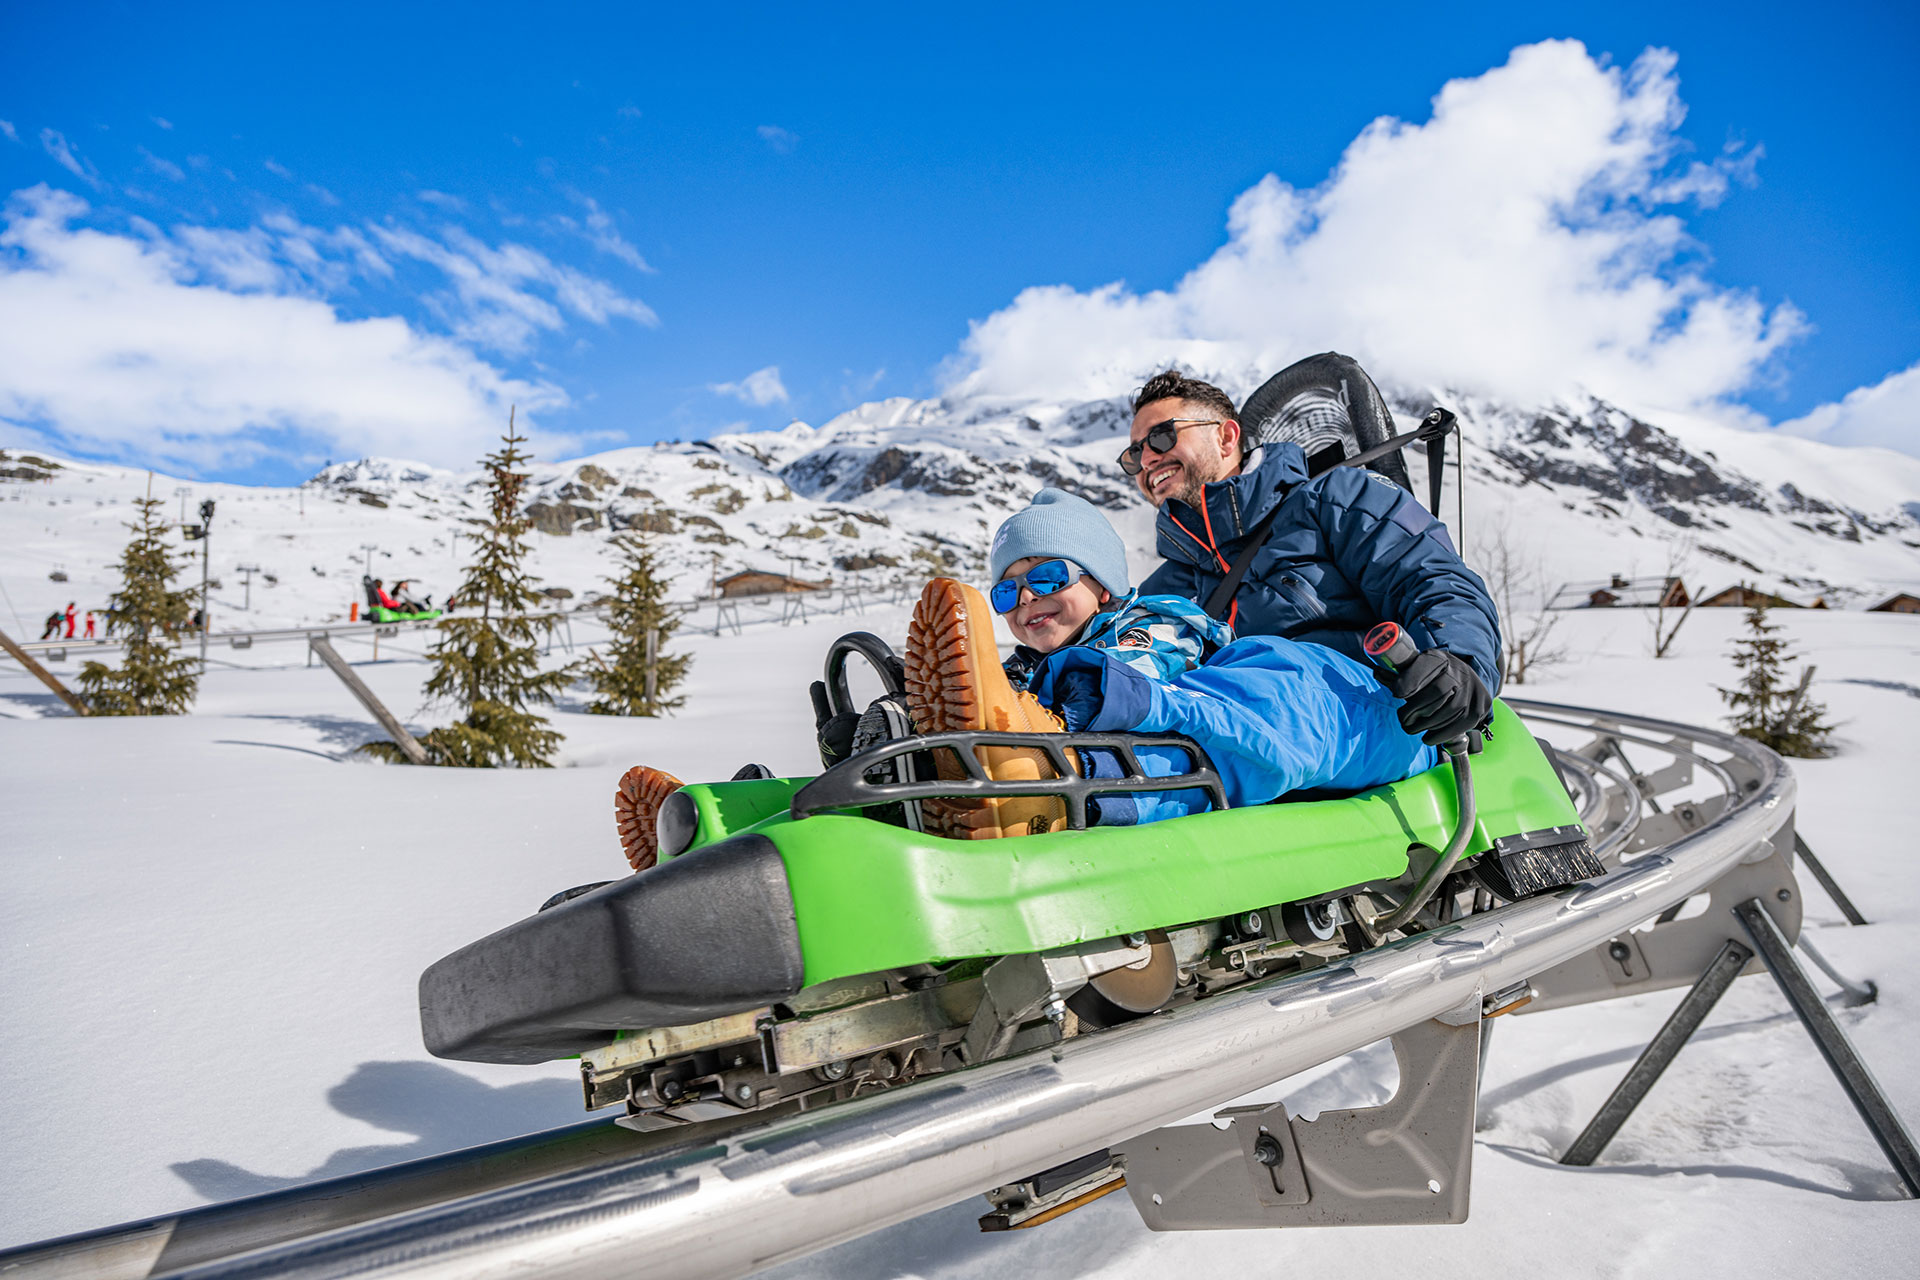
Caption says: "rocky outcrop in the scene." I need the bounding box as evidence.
[525,501,601,535]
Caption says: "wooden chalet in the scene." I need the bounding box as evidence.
[716,570,831,599]
[1547,575,1690,610]
[1868,592,1920,614]
[1696,585,1805,609]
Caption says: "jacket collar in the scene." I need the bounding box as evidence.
[1153,442,1310,565]
[1077,589,1142,646]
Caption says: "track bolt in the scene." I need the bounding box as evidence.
[820,1061,850,1081]
[1254,1134,1283,1166]
[659,1079,684,1102]
[734,1083,755,1102]
[1777,889,1792,902]
[1125,933,1147,948]
[1243,913,1263,935]
[1608,941,1631,963]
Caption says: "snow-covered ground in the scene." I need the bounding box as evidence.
[3,600,1918,1270]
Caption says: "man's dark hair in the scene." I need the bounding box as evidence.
[1131,369,1238,421]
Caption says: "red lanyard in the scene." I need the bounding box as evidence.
[1168,502,1240,630]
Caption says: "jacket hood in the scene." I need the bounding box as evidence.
[1153,443,1311,566]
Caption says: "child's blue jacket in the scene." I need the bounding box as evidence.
[1024,591,1438,823]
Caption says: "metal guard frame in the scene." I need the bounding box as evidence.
[788,729,1228,829]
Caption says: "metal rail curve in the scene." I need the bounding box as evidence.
[0,701,1793,1280]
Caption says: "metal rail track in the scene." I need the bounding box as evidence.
[0,701,1798,1280]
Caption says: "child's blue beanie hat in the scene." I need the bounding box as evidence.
[989,488,1130,595]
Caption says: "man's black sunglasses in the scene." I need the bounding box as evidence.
[1117,419,1221,476]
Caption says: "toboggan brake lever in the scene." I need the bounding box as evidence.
[1363,621,1478,934]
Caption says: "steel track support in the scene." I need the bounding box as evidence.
[1560,899,1919,1198]
[1119,1001,1483,1228]
[1733,899,1920,1196]
[1560,939,1751,1167]
[1793,833,1868,926]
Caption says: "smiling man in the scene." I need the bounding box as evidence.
[1128,361,1502,746]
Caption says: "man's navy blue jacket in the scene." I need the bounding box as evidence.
[1138,443,1504,693]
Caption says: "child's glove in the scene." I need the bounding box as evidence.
[1030,649,1155,732]
[810,681,860,766]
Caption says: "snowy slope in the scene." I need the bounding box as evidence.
[4,378,1920,1267]
[2,605,1918,1272]
[5,381,1917,646]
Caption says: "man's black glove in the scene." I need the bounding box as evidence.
[810,681,860,767]
[1381,649,1492,745]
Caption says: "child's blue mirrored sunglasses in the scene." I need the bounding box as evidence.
[990,559,1082,614]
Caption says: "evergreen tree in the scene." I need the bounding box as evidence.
[587,532,691,716]
[366,413,568,766]
[1719,597,1835,758]
[78,492,200,715]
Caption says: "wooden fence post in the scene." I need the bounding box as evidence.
[0,627,91,716]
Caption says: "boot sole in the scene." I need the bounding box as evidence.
[904,579,1066,840]
[615,765,685,872]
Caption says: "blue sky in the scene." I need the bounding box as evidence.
[1,1,1916,481]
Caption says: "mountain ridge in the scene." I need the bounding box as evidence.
[4,383,1917,635]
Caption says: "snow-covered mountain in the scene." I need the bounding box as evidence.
[5,383,1918,635]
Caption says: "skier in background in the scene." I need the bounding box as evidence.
[63,602,76,638]
[40,611,62,639]
[83,611,96,638]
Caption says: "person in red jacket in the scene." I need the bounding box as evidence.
[83,611,96,638]
[63,602,76,638]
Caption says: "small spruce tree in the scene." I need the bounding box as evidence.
[78,490,200,715]
[1719,597,1835,758]
[587,532,691,716]
[367,413,568,766]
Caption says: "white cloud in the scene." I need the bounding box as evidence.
[712,365,789,406]
[1777,362,1920,454]
[305,182,340,206]
[944,40,1804,427]
[369,221,657,354]
[171,225,287,290]
[757,125,798,154]
[617,105,644,120]
[263,158,294,180]
[152,116,173,130]
[39,129,101,188]
[550,188,652,272]
[840,366,886,401]
[0,120,18,144]
[417,189,468,212]
[0,185,568,472]
[137,146,186,181]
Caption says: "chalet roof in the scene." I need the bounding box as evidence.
[715,569,832,598]
[1696,585,1804,608]
[1546,576,1687,610]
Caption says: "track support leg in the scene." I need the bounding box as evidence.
[1560,899,1919,1198]
[1560,939,1750,1167]
[1733,899,1920,1196]
[1793,833,1868,926]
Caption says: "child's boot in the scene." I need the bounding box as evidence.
[904,578,1069,839]
[615,764,684,871]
